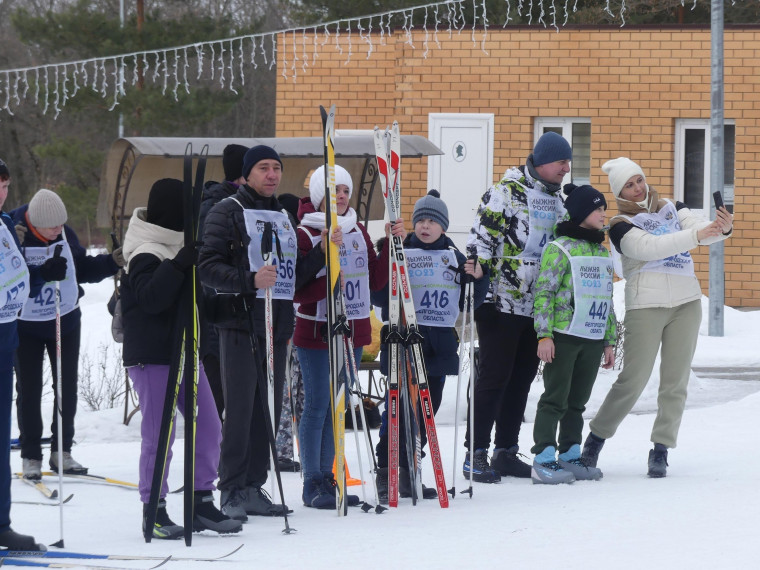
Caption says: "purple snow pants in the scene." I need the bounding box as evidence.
[128,363,222,503]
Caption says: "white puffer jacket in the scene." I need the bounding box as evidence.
[613,201,731,311]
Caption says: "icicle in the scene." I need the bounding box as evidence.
[172,49,180,101]
[209,43,216,82]
[403,10,415,49]
[281,32,288,80]
[549,0,559,32]
[101,59,110,100]
[365,17,374,60]
[42,67,49,115]
[335,22,343,56]
[345,20,353,65]
[218,41,227,89]
[302,29,308,72]
[472,0,478,45]
[108,60,121,111]
[3,72,11,116]
[152,52,162,83]
[183,48,191,94]
[433,4,441,48]
[527,0,534,26]
[457,0,467,33]
[261,35,268,67]
[22,70,30,101]
[13,71,22,106]
[53,66,61,118]
[620,0,627,26]
[504,0,513,27]
[196,44,205,80]
[60,64,69,108]
[423,8,430,59]
[270,34,276,71]
[481,0,489,54]
[161,51,169,95]
[379,14,385,44]
[250,36,257,69]
[228,40,239,92]
[292,29,298,79]
[322,24,330,48]
[604,0,613,17]
[239,38,246,86]
[34,68,40,106]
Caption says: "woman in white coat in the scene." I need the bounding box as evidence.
[581,157,733,478]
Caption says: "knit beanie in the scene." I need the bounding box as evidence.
[0,158,9,179]
[532,132,572,167]
[602,157,646,198]
[28,189,68,228]
[222,144,249,182]
[412,189,449,231]
[564,183,607,224]
[309,165,354,210]
[242,145,283,179]
[146,178,184,232]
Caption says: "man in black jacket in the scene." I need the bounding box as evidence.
[198,146,325,521]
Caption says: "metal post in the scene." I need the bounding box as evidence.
[708,0,725,337]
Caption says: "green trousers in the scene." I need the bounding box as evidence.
[532,333,605,455]
[589,300,701,448]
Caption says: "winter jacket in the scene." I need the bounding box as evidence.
[197,184,324,340]
[533,221,617,346]
[0,211,43,351]
[371,233,489,377]
[609,195,732,311]
[292,197,389,350]
[120,208,187,366]
[11,204,119,337]
[467,163,566,317]
[197,179,239,358]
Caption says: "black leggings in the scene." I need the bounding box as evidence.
[15,322,81,460]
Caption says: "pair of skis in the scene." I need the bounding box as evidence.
[374,123,449,508]
[143,143,207,546]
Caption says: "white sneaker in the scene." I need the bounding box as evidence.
[22,458,42,480]
[49,452,87,474]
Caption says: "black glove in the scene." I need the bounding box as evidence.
[39,256,68,282]
[172,243,197,270]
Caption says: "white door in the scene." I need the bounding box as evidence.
[428,114,494,251]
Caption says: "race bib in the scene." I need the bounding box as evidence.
[405,248,461,327]
[242,209,297,301]
[20,240,79,321]
[0,224,30,323]
[316,231,370,321]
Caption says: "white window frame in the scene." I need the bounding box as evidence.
[674,118,735,212]
[534,117,591,186]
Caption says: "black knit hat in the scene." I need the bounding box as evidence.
[222,144,248,182]
[413,189,449,231]
[242,145,283,179]
[563,183,607,224]
[147,178,184,231]
[0,159,9,179]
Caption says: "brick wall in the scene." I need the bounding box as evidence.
[276,26,760,307]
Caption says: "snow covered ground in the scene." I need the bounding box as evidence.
[8,279,760,569]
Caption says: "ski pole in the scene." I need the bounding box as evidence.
[260,221,278,499]
[450,254,476,498]
[231,238,294,534]
[464,256,478,498]
[51,244,65,548]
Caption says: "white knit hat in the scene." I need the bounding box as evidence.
[309,165,354,210]
[601,157,646,198]
[28,189,67,228]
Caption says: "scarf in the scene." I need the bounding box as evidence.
[610,187,668,229]
[300,207,358,234]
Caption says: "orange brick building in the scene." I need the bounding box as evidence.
[276,25,760,308]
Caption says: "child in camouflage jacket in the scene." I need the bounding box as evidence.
[530,183,616,485]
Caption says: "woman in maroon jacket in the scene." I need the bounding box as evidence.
[294,164,403,509]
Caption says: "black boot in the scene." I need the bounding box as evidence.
[0,528,45,551]
[647,443,668,478]
[193,491,243,534]
[142,500,183,540]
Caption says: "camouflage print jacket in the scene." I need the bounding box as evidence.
[466,164,565,317]
[533,227,617,346]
